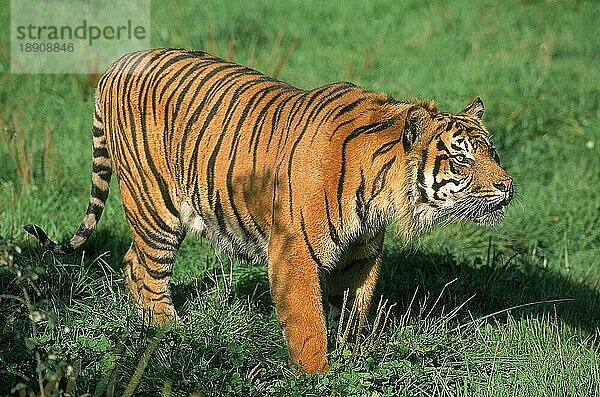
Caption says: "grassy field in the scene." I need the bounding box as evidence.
[1,0,599,395]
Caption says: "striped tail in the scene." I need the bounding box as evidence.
[24,101,112,255]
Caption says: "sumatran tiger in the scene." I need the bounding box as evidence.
[25,48,513,373]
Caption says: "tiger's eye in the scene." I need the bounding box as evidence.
[453,154,469,165]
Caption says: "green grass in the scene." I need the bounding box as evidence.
[1,0,599,395]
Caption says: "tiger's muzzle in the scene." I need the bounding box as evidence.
[493,178,513,207]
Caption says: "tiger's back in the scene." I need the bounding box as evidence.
[99,49,379,262]
[26,48,513,373]
[99,48,294,264]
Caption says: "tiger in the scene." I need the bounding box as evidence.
[25,48,513,373]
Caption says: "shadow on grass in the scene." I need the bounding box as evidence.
[378,244,600,336]
[170,261,273,316]
[17,228,600,335]
[19,226,274,315]
[79,227,132,267]
[167,237,600,337]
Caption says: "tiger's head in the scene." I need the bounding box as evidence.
[402,98,513,230]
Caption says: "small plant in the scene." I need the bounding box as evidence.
[0,115,55,190]
[0,238,179,396]
[334,291,396,360]
[0,237,62,396]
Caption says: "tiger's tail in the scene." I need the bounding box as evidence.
[24,100,112,255]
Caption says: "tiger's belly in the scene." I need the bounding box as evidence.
[179,201,268,264]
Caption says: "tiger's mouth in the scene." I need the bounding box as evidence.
[448,197,509,227]
[472,207,506,226]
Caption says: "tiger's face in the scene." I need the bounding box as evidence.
[406,98,513,227]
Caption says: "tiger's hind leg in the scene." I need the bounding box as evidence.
[119,185,185,326]
[122,237,183,325]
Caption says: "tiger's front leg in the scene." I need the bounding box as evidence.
[268,233,329,373]
[327,232,384,339]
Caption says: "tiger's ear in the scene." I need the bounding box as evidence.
[402,106,430,152]
[461,97,485,119]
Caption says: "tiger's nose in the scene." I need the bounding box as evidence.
[493,178,512,192]
[493,178,513,204]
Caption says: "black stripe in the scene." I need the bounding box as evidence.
[328,118,355,141]
[372,137,402,160]
[153,62,203,140]
[285,90,328,218]
[310,87,357,143]
[141,281,169,296]
[300,211,323,268]
[142,264,173,279]
[94,169,112,184]
[206,81,243,209]
[157,56,205,103]
[370,157,396,199]
[213,191,229,239]
[431,153,449,184]
[123,209,177,250]
[143,251,177,266]
[185,75,238,189]
[355,171,368,222]
[74,226,93,238]
[94,107,103,123]
[417,150,428,203]
[266,95,296,152]
[92,125,103,137]
[158,58,212,116]
[248,89,288,153]
[118,170,181,247]
[125,211,176,251]
[324,194,342,246]
[93,147,109,158]
[332,96,364,120]
[174,63,239,125]
[277,91,308,152]
[92,163,111,174]
[157,173,179,218]
[438,139,452,153]
[91,184,109,202]
[227,80,274,158]
[432,177,464,194]
[206,75,272,208]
